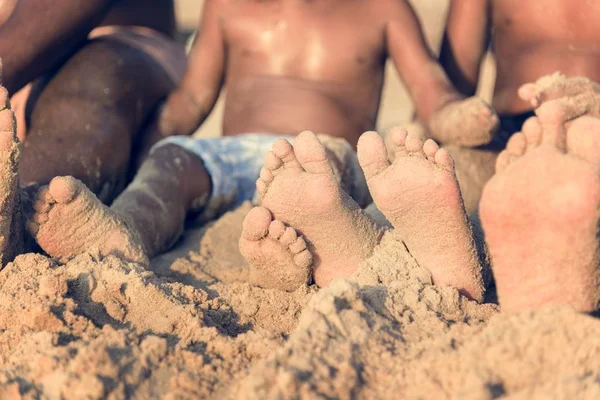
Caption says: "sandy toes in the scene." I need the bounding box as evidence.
[239,206,312,291]
[0,92,23,265]
[27,176,148,264]
[256,131,383,287]
[480,107,600,313]
[357,128,484,301]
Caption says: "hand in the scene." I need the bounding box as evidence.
[518,72,600,121]
[428,96,499,147]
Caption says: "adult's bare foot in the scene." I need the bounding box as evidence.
[357,128,484,301]
[0,85,23,265]
[428,96,499,147]
[480,108,600,313]
[27,176,148,264]
[239,206,312,291]
[257,131,382,287]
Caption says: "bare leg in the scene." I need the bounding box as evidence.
[357,128,484,301]
[19,39,178,202]
[28,144,210,262]
[480,106,600,313]
[239,206,312,291]
[248,131,382,287]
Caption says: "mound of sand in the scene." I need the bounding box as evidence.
[0,204,598,399]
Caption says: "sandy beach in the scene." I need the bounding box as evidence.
[0,1,599,399]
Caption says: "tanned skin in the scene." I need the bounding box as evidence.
[441,0,600,116]
[149,0,497,149]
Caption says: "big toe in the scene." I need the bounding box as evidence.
[357,131,390,180]
[241,207,272,241]
[48,176,83,204]
[294,131,333,175]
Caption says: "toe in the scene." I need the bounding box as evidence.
[294,131,333,175]
[259,167,274,183]
[0,110,15,144]
[268,219,286,240]
[522,117,542,147]
[433,148,455,170]
[272,139,302,170]
[388,126,408,154]
[404,134,426,156]
[264,151,284,172]
[48,176,82,204]
[357,131,390,180]
[289,236,307,254]
[26,220,39,235]
[293,250,313,270]
[505,132,527,156]
[279,226,298,246]
[256,179,267,198]
[495,150,511,173]
[423,139,440,161]
[536,101,568,150]
[241,207,272,241]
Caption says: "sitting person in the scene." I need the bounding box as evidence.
[1,0,186,201]
[0,1,498,277]
[438,0,600,210]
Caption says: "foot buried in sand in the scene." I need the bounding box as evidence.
[357,128,484,301]
[239,206,312,291]
[480,104,600,313]
[28,176,148,264]
[255,131,382,287]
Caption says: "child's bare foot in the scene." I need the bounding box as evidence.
[239,206,312,291]
[428,96,499,147]
[357,128,484,301]
[0,97,23,265]
[258,131,382,287]
[27,176,148,264]
[480,108,600,313]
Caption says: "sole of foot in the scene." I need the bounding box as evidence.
[257,131,382,287]
[239,206,312,291]
[27,176,149,264]
[480,105,600,313]
[357,128,484,301]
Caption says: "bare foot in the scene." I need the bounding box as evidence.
[0,89,23,265]
[257,131,382,287]
[428,96,499,147]
[357,128,484,301]
[239,206,312,291]
[27,176,148,264]
[480,108,600,313]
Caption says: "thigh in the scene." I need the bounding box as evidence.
[19,37,184,202]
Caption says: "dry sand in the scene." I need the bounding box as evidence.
[0,1,598,399]
[2,204,600,398]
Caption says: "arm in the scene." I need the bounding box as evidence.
[386,0,497,146]
[439,0,491,96]
[152,0,226,138]
[0,0,116,94]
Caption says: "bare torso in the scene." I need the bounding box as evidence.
[491,0,600,114]
[217,1,388,145]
